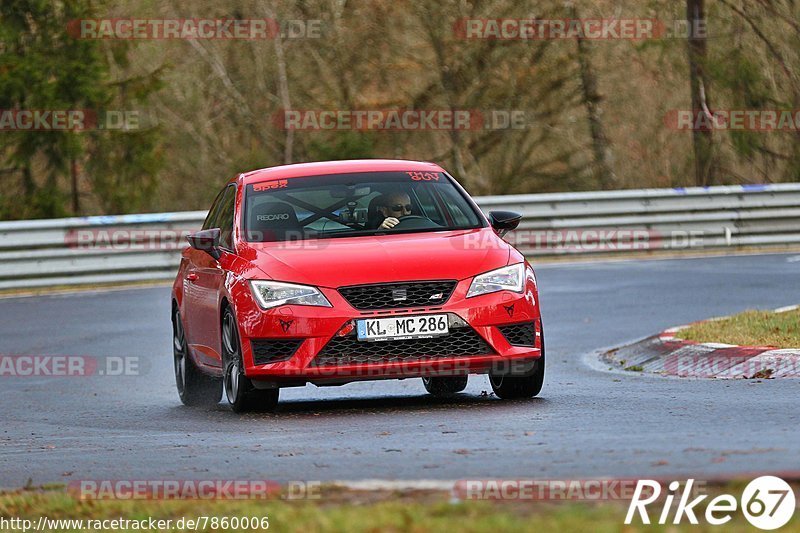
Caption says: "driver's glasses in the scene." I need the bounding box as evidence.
[389,204,412,213]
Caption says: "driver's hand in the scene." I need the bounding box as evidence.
[380,217,400,229]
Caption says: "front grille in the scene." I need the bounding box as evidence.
[251,339,304,365]
[338,281,457,310]
[310,327,492,367]
[498,322,536,347]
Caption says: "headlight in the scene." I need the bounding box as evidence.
[466,263,525,298]
[250,280,332,309]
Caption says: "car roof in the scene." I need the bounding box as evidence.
[237,159,445,185]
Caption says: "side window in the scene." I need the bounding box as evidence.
[411,184,445,225]
[201,188,226,230]
[215,186,236,250]
[437,186,477,226]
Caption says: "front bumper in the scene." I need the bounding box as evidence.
[235,276,542,384]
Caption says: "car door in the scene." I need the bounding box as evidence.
[183,184,236,368]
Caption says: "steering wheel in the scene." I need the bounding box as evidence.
[393,215,441,230]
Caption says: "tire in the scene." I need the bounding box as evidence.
[422,376,468,396]
[489,328,545,400]
[222,307,279,413]
[173,308,222,407]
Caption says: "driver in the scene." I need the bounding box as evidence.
[375,191,413,229]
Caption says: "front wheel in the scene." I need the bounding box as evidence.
[422,376,468,396]
[222,308,279,413]
[489,329,545,400]
[173,308,222,407]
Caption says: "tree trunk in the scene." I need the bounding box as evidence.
[687,0,716,186]
[274,34,294,164]
[70,158,80,214]
[263,3,294,164]
[572,6,616,189]
[22,164,35,198]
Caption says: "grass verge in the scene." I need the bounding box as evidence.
[680,307,800,347]
[1,485,798,532]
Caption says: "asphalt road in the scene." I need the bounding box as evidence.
[1,252,799,488]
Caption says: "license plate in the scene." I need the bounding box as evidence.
[356,314,449,342]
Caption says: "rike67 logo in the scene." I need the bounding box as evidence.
[626,476,795,530]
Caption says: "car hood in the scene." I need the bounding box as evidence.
[239,228,512,287]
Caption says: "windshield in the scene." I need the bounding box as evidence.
[243,171,485,242]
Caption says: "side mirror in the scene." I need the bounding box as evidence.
[187,228,221,260]
[488,211,522,237]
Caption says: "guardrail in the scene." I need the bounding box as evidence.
[1,183,798,290]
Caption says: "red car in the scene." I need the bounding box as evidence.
[172,159,544,412]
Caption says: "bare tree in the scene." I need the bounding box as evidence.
[686,0,717,186]
[263,2,294,164]
[572,4,616,189]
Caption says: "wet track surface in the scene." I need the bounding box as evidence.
[1,253,799,487]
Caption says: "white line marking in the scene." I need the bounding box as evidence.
[331,480,456,491]
[535,250,800,269]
